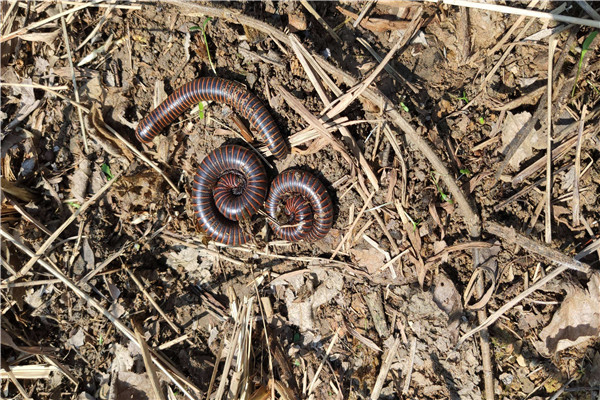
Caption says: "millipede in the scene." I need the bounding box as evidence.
[191,144,268,246]
[136,78,333,245]
[135,77,289,159]
[266,169,333,242]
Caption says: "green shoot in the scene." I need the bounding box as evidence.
[478,116,485,125]
[198,101,205,119]
[431,171,453,204]
[101,163,114,180]
[572,31,597,97]
[400,102,409,112]
[67,201,80,209]
[458,91,469,103]
[98,335,104,346]
[197,17,216,75]
[459,168,472,177]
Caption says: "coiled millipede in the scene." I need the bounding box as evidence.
[135,78,333,245]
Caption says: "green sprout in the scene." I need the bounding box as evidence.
[98,335,104,346]
[478,116,485,125]
[459,168,472,177]
[431,171,453,204]
[572,31,597,97]
[400,102,409,112]
[67,201,81,209]
[101,163,114,180]
[198,100,205,119]
[191,18,217,75]
[457,91,469,103]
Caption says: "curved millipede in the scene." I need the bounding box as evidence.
[135,77,289,159]
[266,169,333,242]
[192,145,268,246]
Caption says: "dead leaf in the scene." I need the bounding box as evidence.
[108,371,163,400]
[5,78,41,131]
[67,329,86,348]
[70,159,91,203]
[537,272,600,355]
[20,29,60,46]
[89,106,134,162]
[350,247,386,274]
[501,111,545,170]
[432,272,462,343]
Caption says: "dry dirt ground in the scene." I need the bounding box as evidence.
[1,1,600,399]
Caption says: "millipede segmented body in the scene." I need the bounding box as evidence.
[192,145,268,246]
[135,77,289,159]
[266,170,333,242]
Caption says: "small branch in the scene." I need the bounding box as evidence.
[545,37,558,244]
[484,221,590,273]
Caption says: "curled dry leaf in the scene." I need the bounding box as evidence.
[537,272,600,355]
[432,272,463,343]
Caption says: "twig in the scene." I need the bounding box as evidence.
[370,336,401,399]
[133,321,167,400]
[484,222,590,273]
[353,0,376,28]
[0,228,198,400]
[575,0,600,21]
[437,0,600,28]
[307,330,339,395]
[58,1,89,153]
[545,37,558,244]
[402,337,417,394]
[126,267,181,334]
[473,248,495,400]
[299,0,342,43]
[572,106,587,226]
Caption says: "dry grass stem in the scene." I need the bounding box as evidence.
[133,322,167,400]
[572,106,587,226]
[356,36,420,93]
[299,0,342,43]
[439,0,600,28]
[58,1,89,153]
[126,267,182,334]
[307,330,339,395]
[0,1,101,43]
[288,35,380,190]
[402,337,417,394]
[545,37,558,244]
[370,336,401,399]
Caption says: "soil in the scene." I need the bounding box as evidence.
[1,1,599,400]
